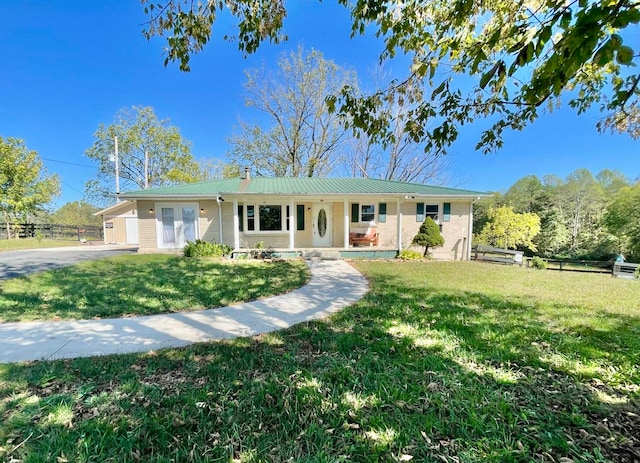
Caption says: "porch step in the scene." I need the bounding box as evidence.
[301,250,342,261]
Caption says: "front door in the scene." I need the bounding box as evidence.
[312,203,332,247]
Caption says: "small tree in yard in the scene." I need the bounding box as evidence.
[413,217,444,257]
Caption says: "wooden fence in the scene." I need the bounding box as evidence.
[0,223,103,241]
[534,259,613,274]
[472,245,524,266]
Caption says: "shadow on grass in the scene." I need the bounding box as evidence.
[0,256,308,322]
[1,263,639,462]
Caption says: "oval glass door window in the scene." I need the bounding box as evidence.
[318,208,327,237]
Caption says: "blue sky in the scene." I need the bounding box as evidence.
[1,1,638,209]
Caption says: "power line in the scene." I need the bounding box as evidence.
[42,157,96,169]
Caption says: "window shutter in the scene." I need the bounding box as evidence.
[416,203,425,222]
[238,205,244,231]
[351,203,359,223]
[296,204,305,230]
[443,203,451,222]
[286,205,290,231]
[379,203,387,223]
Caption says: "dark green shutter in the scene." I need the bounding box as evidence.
[238,205,244,231]
[296,204,305,230]
[379,203,387,223]
[416,203,425,222]
[286,206,290,231]
[443,203,451,222]
[351,203,359,223]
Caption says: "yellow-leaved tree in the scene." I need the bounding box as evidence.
[476,206,540,251]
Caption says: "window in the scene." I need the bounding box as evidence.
[417,203,439,222]
[425,204,439,221]
[296,204,305,230]
[351,203,376,223]
[161,208,175,244]
[238,205,244,231]
[242,204,289,232]
[361,204,375,222]
[259,205,282,231]
[182,207,196,242]
[378,203,387,223]
[247,205,255,231]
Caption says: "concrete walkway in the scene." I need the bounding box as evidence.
[0,260,368,363]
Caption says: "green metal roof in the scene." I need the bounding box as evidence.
[119,177,488,198]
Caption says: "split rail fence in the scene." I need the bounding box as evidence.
[0,223,103,241]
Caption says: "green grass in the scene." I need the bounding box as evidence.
[1,261,639,462]
[0,238,87,252]
[0,255,309,322]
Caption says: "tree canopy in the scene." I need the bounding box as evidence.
[51,201,102,227]
[475,168,635,258]
[0,137,60,238]
[476,206,541,251]
[142,0,640,154]
[85,106,205,206]
[604,183,640,256]
[227,48,354,177]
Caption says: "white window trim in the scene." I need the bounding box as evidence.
[360,204,376,224]
[243,202,290,234]
[155,202,200,249]
[425,204,440,223]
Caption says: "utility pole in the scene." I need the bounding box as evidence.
[114,136,120,199]
[144,150,149,189]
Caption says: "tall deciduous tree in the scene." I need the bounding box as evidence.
[143,1,640,154]
[51,201,102,227]
[604,182,640,258]
[0,137,60,239]
[227,47,354,177]
[85,106,205,206]
[476,206,540,251]
[345,71,451,184]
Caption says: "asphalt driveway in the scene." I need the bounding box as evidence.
[0,246,138,280]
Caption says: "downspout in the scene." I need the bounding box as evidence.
[467,199,477,261]
[217,196,223,244]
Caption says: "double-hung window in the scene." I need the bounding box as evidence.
[360,204,375,222]
[417,203,439,222]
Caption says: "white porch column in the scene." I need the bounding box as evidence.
[397,199,403,252]
[343,200,350,250]
[467,201,474,261]
[289,199,295,250]
[232,199,240,250]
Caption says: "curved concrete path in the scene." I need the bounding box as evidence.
[0,260,368,363]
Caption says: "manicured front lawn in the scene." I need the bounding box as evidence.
[0,238,87,253]
[1,261,638,462]
[0,255,309,322]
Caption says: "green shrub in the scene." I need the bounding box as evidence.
[530,256,547,270]
[412,217,444,257]
[183,240,232,258]
[398,249,424,260]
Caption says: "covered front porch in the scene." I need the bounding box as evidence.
[229,198,404,252]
